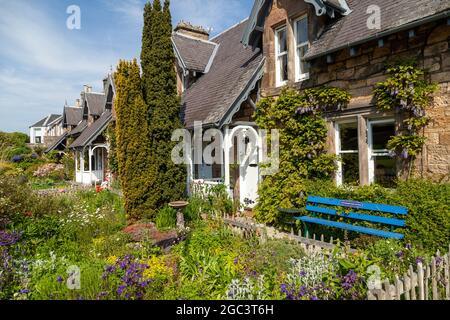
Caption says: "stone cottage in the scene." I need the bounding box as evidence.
[241,0,450,186]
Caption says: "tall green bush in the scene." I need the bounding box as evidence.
[141,0,186,213]
[114,60,154,221]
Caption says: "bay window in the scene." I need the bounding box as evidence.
[275,26,288,87]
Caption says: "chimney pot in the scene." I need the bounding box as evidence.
[84,85,92,93]
[75,99,81,108]
[174,21,210,40]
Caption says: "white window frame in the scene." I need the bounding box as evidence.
[294,15,310,82]
[335,119,359,186]
[368,119,395,184]
[275,26,288,87]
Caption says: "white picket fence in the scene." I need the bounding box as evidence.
[368,246,450,300]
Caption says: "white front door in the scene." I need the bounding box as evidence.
[237,128,259,209]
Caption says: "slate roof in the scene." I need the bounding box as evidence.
[172,33,218,73]
[63,107,83,127]
[85,92,106,116]
[30,114,62,128]
[181,20,264,128]
[69,120,88,136]
[44,132,68,153]
[70,110,112,149]
[304,0,450,60]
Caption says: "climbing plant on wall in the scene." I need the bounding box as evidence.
[254,87,351,225]
[373,62,438,171]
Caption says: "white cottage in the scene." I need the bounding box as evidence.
[173,21,264,208]
[68,76,115,185]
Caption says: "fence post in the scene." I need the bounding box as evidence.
[403,272,410,300]
[425,264,430,300]
[409,265,416,300]
[432,257,438,300]
[417,262,425,300]
[444,254,449,300]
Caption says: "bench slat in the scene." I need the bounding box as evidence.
[307,196,408,215]
[306,205,406,227]
[296,216,405,239]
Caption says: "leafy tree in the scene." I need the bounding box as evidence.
[141,0,186,212]
[114,59,154,221]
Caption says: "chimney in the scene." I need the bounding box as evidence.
[174,21,209,40]
[83,85,92,93]
[75,99,81,108]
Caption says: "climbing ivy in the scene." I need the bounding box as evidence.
[254,87,351,225]
[374,63,438,159]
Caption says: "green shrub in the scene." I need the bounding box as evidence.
[155,206,177,230]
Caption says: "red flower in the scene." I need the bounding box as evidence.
[24,211,33,217]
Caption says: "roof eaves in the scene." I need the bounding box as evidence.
[305,8,450,61]
[218,57,266,129]
[172,37,189,75]
[70,113,112,149]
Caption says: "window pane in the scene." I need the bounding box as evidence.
[374,156,396,187]
[297,45,309,76]
[342,153,359,185]
[277,28,287,54]
[372,123,395,150]
[339,122,358,151]
[296,18,308,44]
[279,54,288,82]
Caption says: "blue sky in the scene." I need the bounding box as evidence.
[0,0,254,133]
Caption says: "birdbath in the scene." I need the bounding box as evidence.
[169,201,189,230]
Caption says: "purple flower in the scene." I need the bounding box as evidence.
[416,257,424,265]
[0,230,21,246]
[310,296,319,301]
[405,244,412,250]
[341,271,359,290]
[57,276,63,283]
[396,251,405,258]
[401,149,409,159]
[19,289,30,294]
[299,271,307,277]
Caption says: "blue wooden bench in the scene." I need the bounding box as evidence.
[280,196,408,240]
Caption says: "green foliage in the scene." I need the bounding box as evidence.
[386,135,427,158]
[254,87,351,225]
[374,62,438,160]
[155,206,177,230]
[105,123,119,176]
[114,59,154,221]
[0,132,31,161]
[141,0,186,213]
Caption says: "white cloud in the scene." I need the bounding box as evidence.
[0,1,116,74]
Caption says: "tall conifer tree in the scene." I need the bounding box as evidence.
[141,0,186,211]
[114,59,154,221]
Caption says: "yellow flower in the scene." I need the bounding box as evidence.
[106,255,118,265]
[142,256,172,280]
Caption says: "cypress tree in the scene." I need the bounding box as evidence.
[114,59,154,221]
[142,0,186,211]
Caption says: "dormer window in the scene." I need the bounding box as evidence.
[275,26,288,87]
[294,16,310,81]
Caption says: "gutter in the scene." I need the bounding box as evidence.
[305,10,450,61]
